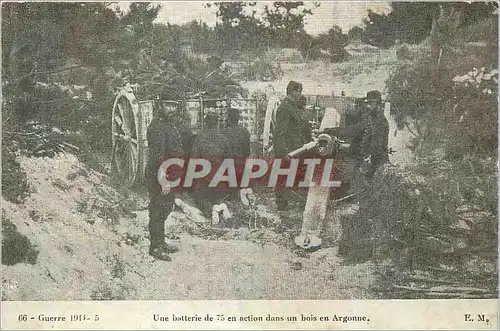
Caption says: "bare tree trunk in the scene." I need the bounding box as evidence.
[437,48,443,67]
[430,4,445,38]
[430,16,439,37]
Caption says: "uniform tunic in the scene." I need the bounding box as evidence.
[361,109,390,176]
[222,124,250,158]
[222,124,251,199]
[273,96,311,157]
[191,127,232,216]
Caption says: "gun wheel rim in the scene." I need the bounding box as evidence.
[111,91,141,186]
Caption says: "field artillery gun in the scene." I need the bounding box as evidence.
[262,94,362,249]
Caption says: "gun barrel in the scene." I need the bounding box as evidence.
[339,143,350,151]
[287,141,318,158]
[286,134,351,159]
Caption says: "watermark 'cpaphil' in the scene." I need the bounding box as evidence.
[156,156,342,193]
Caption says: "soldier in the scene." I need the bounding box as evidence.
[361,90,390,178]
[175,111,196,158]
[223,108,250,160]
[146,102,184,261]
[170,105,196,196]
[157,93,195,157]
[222,108,250,196]
[345,97,367,160]
[273,81,311,211]
[191,111,232,217]
[343,97,367,192]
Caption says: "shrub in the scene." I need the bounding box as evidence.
[240,57,283,82]
[2,217,39,265]
[1,141,30,204]
[387,19,498,158]
[342,155,497,277]
[344,18,498,295]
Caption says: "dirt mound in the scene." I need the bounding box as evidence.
[268,48,304,63]
[241,47,398,98]
[1,153,148,300]
[345,41,379,57]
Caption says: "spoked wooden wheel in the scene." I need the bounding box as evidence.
[111,89,143,187]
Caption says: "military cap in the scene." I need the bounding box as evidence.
[355,97,366,104]
[366,90,382,102]
[204,109,218,122]
[286,81,303,95]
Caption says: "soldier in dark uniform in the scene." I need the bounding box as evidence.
[176,112,196,158]
[158,97,195,158]
[343,97,367,192]
[345,97,367,160]
[361,90,390,178]
[146,102,184,261]
[191,111,232,217]
[223,108,250,159]
[222,108,250,195]
[273,81,311,211]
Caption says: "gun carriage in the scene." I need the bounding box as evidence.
[111,84,263,187]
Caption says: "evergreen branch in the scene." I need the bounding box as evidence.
[17,65,96,82]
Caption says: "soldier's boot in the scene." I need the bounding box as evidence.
[149,243,180,261]
[148,217,179,261]
[163,243,180,253]
[149,245,172,262]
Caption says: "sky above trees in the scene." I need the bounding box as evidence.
[114,1,392,34]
